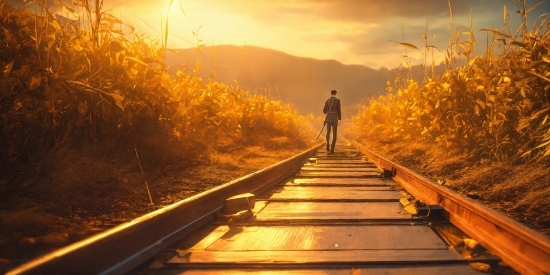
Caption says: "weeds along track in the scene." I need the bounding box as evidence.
[7,142,550,275]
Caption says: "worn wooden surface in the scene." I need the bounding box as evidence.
[303,163,377,168]
[172,265,483,275]
[268,186,401,201]
[254,201,412,220]
[169,250,465,264]
[276,185,395,191]
[300,166,379,172]
[185,225,448,251]
[289,178,392,186]
[296,171,381,178]
[316,159,372,164]
[140,142,481,274]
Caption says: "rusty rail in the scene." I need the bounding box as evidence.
[351,140,550,275]
[7,143,323,275]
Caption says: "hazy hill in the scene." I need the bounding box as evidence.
[165,45,442,116]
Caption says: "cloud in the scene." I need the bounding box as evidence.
[192,0,503,24]
[9,0,546,70]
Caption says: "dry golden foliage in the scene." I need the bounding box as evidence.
[349,0,549,163]
[0,1,315,193]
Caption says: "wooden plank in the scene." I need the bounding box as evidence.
[314,158,364,162]
[268,187,401,201]
[315,152,359,156]
[316,148,357,151]
[186,226,231,251]
[276,186,396,191]
[255,202,412,220]
[303,163,377,168]
[317,148,357,152]
[315,152,361,156]
[203,225,448,251]
[290,178,392,186]
[301,167,378,172]
[316,160,372,164]
[278,185,395,191]
[317,150,358,153]
[315,154,361,158]
[168,249,465,264]
[352,141,550,275]
[296,171,380,178]
[5,143,326,275]
[175,264,483,275]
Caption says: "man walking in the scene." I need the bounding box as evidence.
[323,89,341,153]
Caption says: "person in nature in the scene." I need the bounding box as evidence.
[323,89,341,153]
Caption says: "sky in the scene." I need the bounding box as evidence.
[14,0,550,69]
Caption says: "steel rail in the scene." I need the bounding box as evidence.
[351,140,550,275]
[7,143,323,275]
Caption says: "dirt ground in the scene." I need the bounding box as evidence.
[356,137,550,233]
[1,136,548,274]
[0,141,312,273]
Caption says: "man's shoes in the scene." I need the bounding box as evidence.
[326,147,330,151]
[330,150,334,153]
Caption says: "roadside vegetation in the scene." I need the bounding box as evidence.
[350,1,549,163]
[0,1,317,271]
[0,0,316,199]
[348,1,550,228]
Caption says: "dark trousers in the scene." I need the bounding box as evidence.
[325,122,338,151]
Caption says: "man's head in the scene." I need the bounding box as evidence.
[331,89,337,95]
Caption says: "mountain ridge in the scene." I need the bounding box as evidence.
[164,45,442,115]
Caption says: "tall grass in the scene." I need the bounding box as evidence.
[349,0,549,163]
[0,0,315,194]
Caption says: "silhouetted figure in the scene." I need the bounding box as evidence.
[323,89,341,153]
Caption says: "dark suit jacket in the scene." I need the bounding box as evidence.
[323,96,341,123]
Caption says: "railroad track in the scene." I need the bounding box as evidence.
[7,142,550,275]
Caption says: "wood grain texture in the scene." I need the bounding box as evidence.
[202,225,448,251]
[268,187,401,201]
[255,202,412,220]
[290,178,392,186]
[169,249,465,264]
